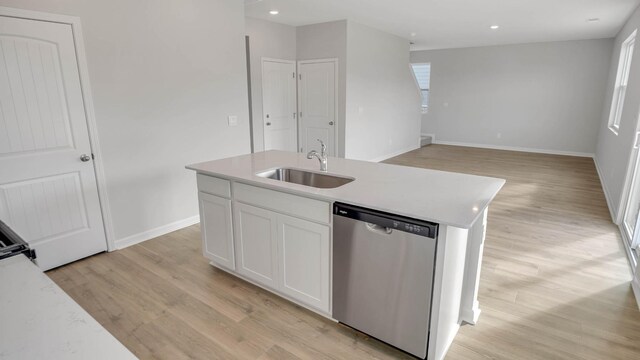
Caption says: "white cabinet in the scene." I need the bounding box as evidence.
[196,176,332,314]
[234,202,279,290]
[234,182,330,223]
[233,206,330,312]
[198,192,235,271]
[277,214,330,312]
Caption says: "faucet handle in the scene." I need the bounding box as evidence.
[316,139,326,156]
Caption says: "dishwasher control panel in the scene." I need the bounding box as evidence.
[333,202,438,239]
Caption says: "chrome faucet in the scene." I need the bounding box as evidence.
[307,139,328,172]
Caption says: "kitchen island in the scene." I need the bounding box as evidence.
[187,150,504,360]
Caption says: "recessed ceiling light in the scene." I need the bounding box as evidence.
[490,25,499,30]
[587,18,600,22]
[269,10,279,15]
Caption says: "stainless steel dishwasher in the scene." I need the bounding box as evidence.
[333,202,438,359]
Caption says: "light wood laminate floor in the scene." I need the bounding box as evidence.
[48,145,640,359]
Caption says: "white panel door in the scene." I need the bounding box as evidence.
[262,59,297,152]
[277,213,330,312]
[199,192,234,270]
[0,16,106,270]
[234,202,279,289]
[298,60,337,156]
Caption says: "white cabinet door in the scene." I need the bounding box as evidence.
[277,214,330,312]
[199,192,234,270]
[234,202,279,289]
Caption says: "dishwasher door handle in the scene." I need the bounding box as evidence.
[365,222,393,235]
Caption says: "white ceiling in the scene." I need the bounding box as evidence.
[244,0,640,50]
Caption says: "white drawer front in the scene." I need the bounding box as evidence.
[234,183,330,224]
[197,174,231,198]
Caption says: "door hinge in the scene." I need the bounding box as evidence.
[299,74,302,80]
[91,153,95,160]
[293,112,296,119]
[299,112,302,118]
[293,72,295,78]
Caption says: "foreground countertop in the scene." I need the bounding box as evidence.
[187,150,505,228]
[0,255,137,360]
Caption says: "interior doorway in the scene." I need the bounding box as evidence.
[297,59,338,156]
[247,55,339,156]
[261,58,297,152]
[0,10,108,270]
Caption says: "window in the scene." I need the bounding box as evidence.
[609,30,637,134]
[411,63,431,113]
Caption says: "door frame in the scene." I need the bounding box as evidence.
[297,58,339,156]
[616,113,640,271]
[0,6,115,251]
[618,133,640,228]
[261,57,297,151]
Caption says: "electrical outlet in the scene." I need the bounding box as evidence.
[228,115,238,127]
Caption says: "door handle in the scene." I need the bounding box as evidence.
[266,122,271,126]
[329,121,334,126]
[365,222,393,235]
[80,154,91,162]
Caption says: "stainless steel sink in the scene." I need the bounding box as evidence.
[256,168,354,189]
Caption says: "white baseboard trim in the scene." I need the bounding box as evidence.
[421,133,436,142]
[368,144,420,163]
[593,157,619,224]
[114,215,200,250]
[432,140,595,158]
[632,276,640,310]
[460,307,481,325]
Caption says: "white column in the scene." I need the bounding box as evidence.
[459,207,487,325]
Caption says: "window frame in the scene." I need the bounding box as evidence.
[609,30,637,135]
[410,62,431,114]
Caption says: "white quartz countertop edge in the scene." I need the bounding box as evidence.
[187,151,505,229]
[0,255,137,360]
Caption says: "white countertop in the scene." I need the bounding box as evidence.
[187,150,504,228]
[0,255,137,360]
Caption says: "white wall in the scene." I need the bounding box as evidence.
[345,22,422,161]
[0,0,251,244]
[297,20,348,157]
[295,20,421,161]
[411,39,613,156]
[595,4,640,222]
[246,18,296,152]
